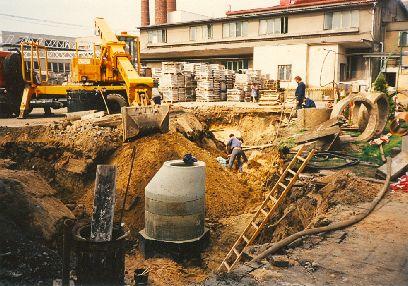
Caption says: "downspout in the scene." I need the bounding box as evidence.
[305,44,309,87]
[369,2,377,88]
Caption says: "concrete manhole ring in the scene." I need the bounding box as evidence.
[331,94,379,142]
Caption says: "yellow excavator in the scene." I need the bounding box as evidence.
[17,17,169,140]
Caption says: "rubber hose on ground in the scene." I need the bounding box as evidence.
[250,159,391,263]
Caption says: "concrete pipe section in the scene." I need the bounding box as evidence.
[331,94,379,142]
[356,93,389,137]
[144,159,206,241]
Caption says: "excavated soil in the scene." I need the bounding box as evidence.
[0,107,384,286]
[79,131,263,233]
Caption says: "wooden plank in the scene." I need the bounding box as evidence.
[90,165,117,242]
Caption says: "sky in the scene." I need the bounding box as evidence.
[0,0,278,38]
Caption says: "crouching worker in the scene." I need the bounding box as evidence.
[227,134,248,172]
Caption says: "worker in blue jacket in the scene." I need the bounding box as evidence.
[294,76,306,109]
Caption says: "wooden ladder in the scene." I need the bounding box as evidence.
[218,145,316,272]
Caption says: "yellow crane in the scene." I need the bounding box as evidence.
[18,17,169,140]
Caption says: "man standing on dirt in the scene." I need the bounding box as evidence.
[227,134,248,172]
[294,76,306,109]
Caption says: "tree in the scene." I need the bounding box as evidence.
[373,72,395,119]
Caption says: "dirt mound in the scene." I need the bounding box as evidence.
[80,131,263,233]
[0,168,73,285]
[0,168,74,241]
[257,170,382,244]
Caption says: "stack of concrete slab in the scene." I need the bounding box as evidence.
[196,70,220,102]
[234,74,251,90]
[246,69,262,85]
[225,70,235,89]
[162,62,183,74]
[258,90,282,106]
[227,89,245,102]
[262,79,280,91]
[159,74,185,102]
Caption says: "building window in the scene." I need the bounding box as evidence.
[47,62,52,71]
[148,29,167,44]
[189,25,213,41]
[277,65,292,81]
[224,60,248,71]
[259,17,288,35]
[65,63,71,72]
[400,31,408,46]
[52,62,58,72]
[222,21,248,38]
[324,10,359,30]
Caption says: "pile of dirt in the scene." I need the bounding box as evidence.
[0,168,74,241]
[80,131,263,233]
[257,170,382,244]
[191,107,281,146]
[0,167,73,284]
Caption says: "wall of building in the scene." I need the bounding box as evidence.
[253,43,349,89]
[141,7,374,49]
[253,44,308,88]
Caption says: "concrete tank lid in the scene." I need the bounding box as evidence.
[145,159,206,202]
[164,160,206,168]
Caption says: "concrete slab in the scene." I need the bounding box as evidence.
[378,151,408,180]
[294,126,340,144]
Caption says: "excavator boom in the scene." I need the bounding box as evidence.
[94,18,169,140]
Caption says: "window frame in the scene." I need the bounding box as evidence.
[399,31,408,47]
[323,10,359,30]
[147,29,167,44]
[189,24,213,41]
[222,21,249,38]
[259,17,288,36]
[277,64,292,82]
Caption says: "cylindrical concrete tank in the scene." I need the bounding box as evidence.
[167,0,176,12]
[155,0,167,24]
[145,160,205,241]
[141,0,150,26]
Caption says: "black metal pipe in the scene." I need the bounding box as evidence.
[62,219,75,286]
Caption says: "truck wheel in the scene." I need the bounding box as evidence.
[106,94,127,114]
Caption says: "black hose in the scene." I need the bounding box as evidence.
[250,160,391,263]
[307,151,360,170]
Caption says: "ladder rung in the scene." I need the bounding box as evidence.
[278,182,287,189]
[288,169,297,176]
[242,235,250,243]
[297,156,306,162]
[232,248,240,256]
[222,261,231,271]
[251,222,259,229]
[269,196,278,204]
[260,208,268,216]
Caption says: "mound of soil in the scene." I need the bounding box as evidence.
[258,170,382,244]
[0,167,73,285]
[80,131,263,233]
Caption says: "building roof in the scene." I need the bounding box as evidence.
[226,0,375,16]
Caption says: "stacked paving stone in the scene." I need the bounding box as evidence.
[227,89,245,102]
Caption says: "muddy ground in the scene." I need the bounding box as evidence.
[0,105,407,286]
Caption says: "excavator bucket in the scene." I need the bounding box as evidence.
[121,105,170,141]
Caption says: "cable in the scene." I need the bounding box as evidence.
[0,13,88,28]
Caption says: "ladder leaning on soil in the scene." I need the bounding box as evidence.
[218,145,316,273]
